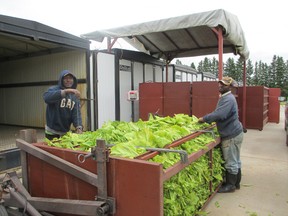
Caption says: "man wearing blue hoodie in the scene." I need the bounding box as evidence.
[198,76,244,193]
[43,70,83,140]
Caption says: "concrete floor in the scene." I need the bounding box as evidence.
[1,108,287,215]
[203,105,288,216]
[0,125,45,151]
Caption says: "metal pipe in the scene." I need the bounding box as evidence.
[96,204,110,216]
[7,186,42,216]
[165,63,168,82]
[106,143,189,163]
[144,148,188,164]
[242,60,247,128]
[137,125,216,161]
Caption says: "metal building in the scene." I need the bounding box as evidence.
[0,14,91,152]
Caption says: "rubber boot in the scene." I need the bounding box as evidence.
[235,168,241,189]
[218,172,237,193]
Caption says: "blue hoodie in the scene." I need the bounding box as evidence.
[43,70,82,135]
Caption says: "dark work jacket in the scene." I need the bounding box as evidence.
[203,91,243,140]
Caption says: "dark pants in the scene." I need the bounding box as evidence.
[45,133,60,140]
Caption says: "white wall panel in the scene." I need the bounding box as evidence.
[144,64,154,82]
[133,62,144,121]
[182,72,187,81]
[154,65,163,82]
[188,73,192,81]
[119,71,132,122]
[163,65,174,82]
[97,52,115,128]
[119,59,132,122]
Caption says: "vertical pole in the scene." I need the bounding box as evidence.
[93,51,98,130]
[218,27,223,80]
[19,129,37,191]
[242,61,247,129]
[131,61,135,122]
[96,139,108,199]
[86,50,92,131]
[166,63,169,82]
[19,129,37,143]
[208,150,213,192]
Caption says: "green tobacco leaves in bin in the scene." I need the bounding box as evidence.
[110,142,145,158]
[46,114,214,154]
[45,114,223,216]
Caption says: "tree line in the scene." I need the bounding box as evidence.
[176,55,288,98]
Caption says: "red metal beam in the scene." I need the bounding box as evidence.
[212,27,223,79]
[218,28,223,80]
[136,125,216,161]
[107,37,118,52]
[163,137,220,181]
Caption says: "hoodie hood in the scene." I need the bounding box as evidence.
[58,70,78,89]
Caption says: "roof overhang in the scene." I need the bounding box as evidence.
[81,9,249,62]
[0,14,90,62]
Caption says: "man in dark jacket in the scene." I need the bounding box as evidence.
[43,70,83,140]
[198,76,243,193]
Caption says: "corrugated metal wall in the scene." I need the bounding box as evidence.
[0,50,88,128]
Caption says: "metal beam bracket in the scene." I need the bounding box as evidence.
[191,129,216,139]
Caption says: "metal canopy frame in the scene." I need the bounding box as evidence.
[107,27,224,80]
[82,9,249,127]
[82,9,249,79]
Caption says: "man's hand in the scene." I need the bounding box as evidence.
[64,89,81,98]
[76,126,83,134]
[198,117,205,123]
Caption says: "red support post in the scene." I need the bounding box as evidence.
[217,28,223,80]
[212,27,223,80]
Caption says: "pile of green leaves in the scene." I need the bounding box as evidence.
[46,114,214,157]
[147,133,224,215]
[160,149,224,215]
[163,155,211,215]
[45,114,224,215]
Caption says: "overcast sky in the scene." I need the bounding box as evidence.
[1,0,287,65]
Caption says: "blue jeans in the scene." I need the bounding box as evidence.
[221,132,244,175]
